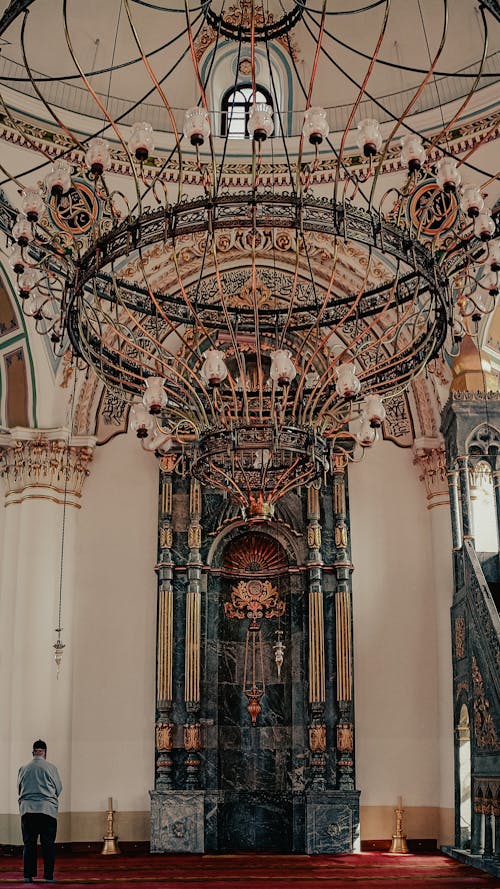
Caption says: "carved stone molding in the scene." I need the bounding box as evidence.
[413,439,449,508]
[0,427,95,507]
[472,656,500,750]
[455,616,466,659]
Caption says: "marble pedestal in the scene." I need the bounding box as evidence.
[150,790,205,852]
[305,791,361,853]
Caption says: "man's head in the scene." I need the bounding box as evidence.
[32,739,47,758]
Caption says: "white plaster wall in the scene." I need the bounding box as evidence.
[70,432,158,815]
[349,441,441,810]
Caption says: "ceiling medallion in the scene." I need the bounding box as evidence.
[203,0,306,42]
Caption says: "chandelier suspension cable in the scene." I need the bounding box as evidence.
[369,0,449,207]
[54,365,77,677]
[427,6,489,157]
[333,0,391,206]
[304,2,498,184]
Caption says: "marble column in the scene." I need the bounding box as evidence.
[184,479,202,789]
[306,486,326,790]
[413,439,454,842]
[331,454,355,792]
[492,470,500,553]
[457,455,474,542]
[0,428,94,840]
[155,455,176,789]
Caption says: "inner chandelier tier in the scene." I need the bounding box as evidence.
[1,0,498,515]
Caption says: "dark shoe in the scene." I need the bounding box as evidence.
[23,879,33,883]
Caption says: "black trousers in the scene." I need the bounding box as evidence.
[21,813,57,880]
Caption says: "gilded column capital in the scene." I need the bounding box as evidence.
[413,438,449,509]
[0,427,96,508]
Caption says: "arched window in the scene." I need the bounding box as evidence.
[221,84,273,138]
[469,460,498,552]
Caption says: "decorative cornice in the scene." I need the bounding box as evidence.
[447,390,500,404]
[0,427,96,507]
[0,108,498,189]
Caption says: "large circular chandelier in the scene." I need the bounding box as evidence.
[0,0,498,516]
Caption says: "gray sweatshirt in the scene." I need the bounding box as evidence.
[18,756,62,819]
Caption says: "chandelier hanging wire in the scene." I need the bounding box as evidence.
[0,0,498,517]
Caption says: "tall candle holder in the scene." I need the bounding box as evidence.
[389,797,409,854]
[101,797,121,855]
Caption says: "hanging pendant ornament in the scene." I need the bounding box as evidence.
[53,631,65,678]
[273,629,285,678]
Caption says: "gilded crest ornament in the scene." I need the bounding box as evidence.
[188,524,202,549]
[307,526,322,549]
[335,525,348,549]
[224,578,285,626]
[156,722,173,751]
[160,526,173,549]
[309,724,327,752]
[184,723,201,751]
[337,723,354,752]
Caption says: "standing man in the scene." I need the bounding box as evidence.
[18,740,62,884]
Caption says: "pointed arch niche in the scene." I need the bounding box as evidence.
[205,523,303,851]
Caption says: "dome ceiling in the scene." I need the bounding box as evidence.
[0,0,498,133]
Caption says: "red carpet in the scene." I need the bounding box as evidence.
[1,852,499,888]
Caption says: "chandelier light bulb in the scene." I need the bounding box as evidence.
[12,213,32,247]
[356,118,382,157]
[335,362,361,399]
[18,268,40,297]
[9,246,26,274]
[488,241,500,272]
[44,158,72,197]
[400,134,426,172]
[201,349,228,386]
[358,414,377,447]
[303,107,329,146]
[269,349,297,386]
[435,157,461,193]
[474,210,496,242]
[130,402,155,438]
[479,271,499,297]
[460,184,484,219]
[247,103,274,141]
[183,107,211,146]
[364,394,386,428]
[85,138,111,175]
[20,188,44,222]
[128,121,154,162]
[24,289,46,320]
[142,376,168,414]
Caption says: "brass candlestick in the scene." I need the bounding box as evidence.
[101,797,121,855]
[389,800,409,854]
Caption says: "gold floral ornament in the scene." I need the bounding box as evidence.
[225,578,286,725]
[224,578,285,628]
